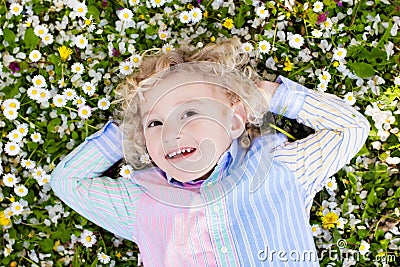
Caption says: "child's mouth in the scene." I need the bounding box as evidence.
[165,147,196,161]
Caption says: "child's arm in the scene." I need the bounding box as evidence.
[262,76,370,210]
[50,121,143,242]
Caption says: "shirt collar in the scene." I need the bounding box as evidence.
[165,137,247,188]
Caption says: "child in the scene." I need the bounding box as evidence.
[51,38,370,266]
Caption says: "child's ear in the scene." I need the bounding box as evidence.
[229,102,247,140]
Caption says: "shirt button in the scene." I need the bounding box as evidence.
[213,205,220,212]
[221,246,228,254]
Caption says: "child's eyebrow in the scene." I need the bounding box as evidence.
[142,99,206,119]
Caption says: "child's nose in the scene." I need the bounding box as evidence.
[162,121,182,144]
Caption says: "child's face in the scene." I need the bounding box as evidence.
[139,74,246,183]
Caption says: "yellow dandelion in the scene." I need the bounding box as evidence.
[322,212,339,229]
[0,211,12,226]
[222,18,234,30]
[58,46,73,62]
[283,57,293,72]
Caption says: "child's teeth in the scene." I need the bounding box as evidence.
[168,148,194,158]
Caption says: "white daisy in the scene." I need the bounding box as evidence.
[120,165,133,178]
[78,105,92,119]
[63,88,77,100]
[17,124,29,136]
[179,11,191,24]
[41,33,54,45]
[82,82,96,96]
[325,177,338,192]
[358,240,370,256]
[53,94,67,107]
[149,0,165,8]
[343,92,356,105]
[119,61,134,76]
[318,71,331,84]
[32,75,47,88]
[313,1,324,13]
[336,217,348,229]
[97,98,111,110]
[31,132,42,143]
[3,108,18,120]
[74,35,88,49]
[59,80,67,89]
[158,30,169,41]
[131,54,142,68]
[128,0,140,6]
[394,76,400,86]
[34,25,48,37]
[321,18,333,30]
[2,99,20,110]
[37,174,50,186]
[14,184,29,197]
[80,230,97,248]
[310,224,322,236]
[3,173,20,187]
[10,3,23,16]
[71,62,84,74]
[4,142,21,156]
[332,47,347,61]
[3,244,13,257]
[32,167,45,180]
[189,8,202,23]
[311,29,323,38]
[162,44,174,53]
[10,201,24,216]
[7,130,23,142]
[256,6,269,19]
[241,42,254,53]
[21,159,36,169]
[97,252,111,264]
[317,82,328,92]
[118,8,133,22]
[27,86,40,100]
[258,40,271,54]
[386,156,400,165]
[288,34,304,49]
[29,50,42,62]
[140,153,152,165]
[73,96,86,107]
[37,89,51,103]
[73,2,88,18]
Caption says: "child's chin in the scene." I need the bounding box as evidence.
[172,166,216,183]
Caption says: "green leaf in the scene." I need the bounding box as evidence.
[87,5,100,18]
[376,21,393,48]
[24,28,40,49]
[2,85,20,98]
[47,145,62,154]
[90,258,98,267]
[356,144,369,157]
[347,62,375,78]
[38,239,54,253]
[47,118,62,132]
[33,4,48,15]
[367,187,377,206]
[48,54,60,65]
[234,5,246,29]
[3,28,16,45]
[72,131,79,140]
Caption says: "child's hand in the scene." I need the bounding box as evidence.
[257,81,280,99]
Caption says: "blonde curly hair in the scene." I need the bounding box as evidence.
[115,38,273,169]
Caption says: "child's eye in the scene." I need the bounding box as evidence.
[182,110,198,119]
[147,120,162,128]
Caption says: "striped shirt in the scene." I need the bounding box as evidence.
[50,77,370,266]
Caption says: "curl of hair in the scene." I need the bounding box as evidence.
[115,38,272,169]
